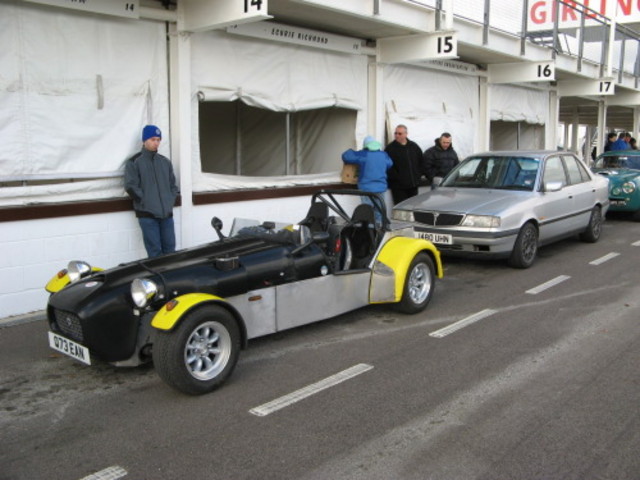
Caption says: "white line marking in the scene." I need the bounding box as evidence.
[525,275,571,295]
[589,252,620,265]
[429,309,497,338]
[632,240,640,246]
[79,466,127,480]
[250,363,374,417]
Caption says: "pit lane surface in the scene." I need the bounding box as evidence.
[2,216,640,480]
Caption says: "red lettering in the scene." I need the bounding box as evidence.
[530,0,547,24]
[562,0,579,21]
[618,0,632,15]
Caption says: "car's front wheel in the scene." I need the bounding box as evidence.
[579,206,602,243]
[153,305,240,395]
[509,222,538,269]
[396,253,435,314]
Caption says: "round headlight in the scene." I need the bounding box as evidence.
[131,278,158,308]
[67,261,91,283]
[622,181,636,194]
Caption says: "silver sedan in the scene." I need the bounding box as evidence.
[392,150,610,268]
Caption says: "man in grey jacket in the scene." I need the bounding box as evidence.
[124,125,179,257]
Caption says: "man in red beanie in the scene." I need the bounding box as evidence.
[124,125,179,257]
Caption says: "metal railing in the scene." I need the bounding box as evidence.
[417,0,640,83]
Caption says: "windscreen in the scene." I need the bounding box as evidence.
[595,155,640,170]
[442,156,540,191]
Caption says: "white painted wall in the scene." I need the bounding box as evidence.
[0,212,147,318]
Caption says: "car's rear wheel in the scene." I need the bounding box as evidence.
[508,222,538,269]
[579,206,602,243]
[153,305,240,395]
[396,253,435,314]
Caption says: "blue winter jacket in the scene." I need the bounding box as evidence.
[342,149,393,193]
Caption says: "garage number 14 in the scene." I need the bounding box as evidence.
[244,0,263,12]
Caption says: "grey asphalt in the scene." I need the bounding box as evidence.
[2,216,640,480]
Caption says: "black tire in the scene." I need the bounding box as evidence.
[153,305,240,395]
[579,206,602,243]
[396,253,435,314]
[633,209,640,222]
[508,222,538,269]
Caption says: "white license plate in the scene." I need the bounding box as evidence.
[48,331,91,365]
[415,231,453,245]
[610,200,627,206]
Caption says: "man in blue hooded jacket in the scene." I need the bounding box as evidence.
[124,125,179,257]
[342,136,393,225]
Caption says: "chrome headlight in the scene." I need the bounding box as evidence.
[461,215,501,228]
[392,209,414,222]
[67,261,91,283]
[622,181,636,194]
[131,278,158,308]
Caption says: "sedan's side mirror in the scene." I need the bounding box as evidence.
[544,180,564,192]
[211,217,225,240]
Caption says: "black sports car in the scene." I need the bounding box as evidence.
[46,190,443,395]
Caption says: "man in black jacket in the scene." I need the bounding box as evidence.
[124,125,179,257]
[385,124,424,205]
[423,132,459,188]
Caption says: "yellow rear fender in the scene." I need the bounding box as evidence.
[45,267,104,293]
[370,237,443,303]
[151,293,238,333]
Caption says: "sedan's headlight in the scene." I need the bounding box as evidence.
[131,278,158,308]
[67,261,91,283]
[622,181,636,194]
[461,215,501,228]
[392,209,414,222]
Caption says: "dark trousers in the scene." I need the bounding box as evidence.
[138,216,176,257]
[390,187,418,205]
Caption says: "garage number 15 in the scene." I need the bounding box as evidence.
[437,35,454,54]
[244,0,263,12]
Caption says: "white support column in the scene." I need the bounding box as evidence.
[633,106,640,138]
[596,100,607,156]
[169,21,194,249]
[546,89,559,150]
[367,59,385,143]
[477,76,490,151]
[571,108,580,154]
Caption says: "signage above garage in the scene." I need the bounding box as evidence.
[226,21,375,55]
[24,0,139,19]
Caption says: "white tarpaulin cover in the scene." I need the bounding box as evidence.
[0,2,168,206]
[190,30,368,191]
[489,84,548,125]
[383,64,478,159]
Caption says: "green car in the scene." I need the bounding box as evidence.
[593,150,640,221]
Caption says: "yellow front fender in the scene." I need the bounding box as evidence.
[151,293,227,331]
[45,267,104,293]
[370,237,443,303]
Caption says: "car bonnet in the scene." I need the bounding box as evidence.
[398,188,534,216]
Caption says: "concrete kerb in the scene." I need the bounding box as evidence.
[0,310,46,327]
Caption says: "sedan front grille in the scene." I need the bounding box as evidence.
[413,211,464,226]
[53,309,83,342]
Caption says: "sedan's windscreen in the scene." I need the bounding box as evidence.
[442,156,539,191]
[595,156,640,170]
